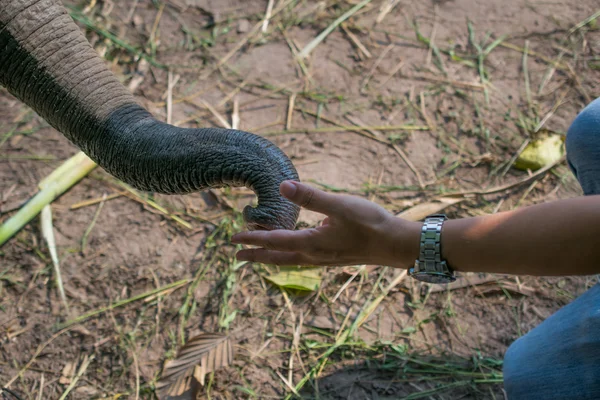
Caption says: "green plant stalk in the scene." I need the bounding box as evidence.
[0,152,97,247]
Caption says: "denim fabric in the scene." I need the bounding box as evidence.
[503,97,600,399]
[566,97,600,195]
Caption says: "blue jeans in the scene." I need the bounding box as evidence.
[503,97,600,399]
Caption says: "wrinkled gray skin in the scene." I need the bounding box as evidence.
[0,0,300,230]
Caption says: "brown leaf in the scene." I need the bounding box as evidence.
[156,333,233,399]
[59,361,76,385]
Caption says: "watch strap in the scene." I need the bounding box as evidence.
[412,214,454,278]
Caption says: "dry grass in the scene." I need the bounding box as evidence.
[1,0,599,399]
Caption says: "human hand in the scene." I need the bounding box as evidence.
[231,181,421,267]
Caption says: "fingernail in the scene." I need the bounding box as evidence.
[231,235,240,243]
[280,181,297,198]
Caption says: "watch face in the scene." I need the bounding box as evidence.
[410,270,456,284]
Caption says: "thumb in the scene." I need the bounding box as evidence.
[280,181,341,215]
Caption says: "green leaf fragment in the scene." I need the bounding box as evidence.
[263,266,322,292]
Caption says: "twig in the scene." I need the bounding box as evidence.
[2,327,73,391]
[276,370,299,396]
[523,40,532,110]
[500,138,530,178]
[298,0,373,59]
[332,266,365,303]
[36,374,44,400]
[449,156,565,197]
[286,270,407,400]
[398,72,484,90]
[534,87,570,132]
[264,123,428,136]
[281,27,311,79]
[340,23,372,58]
[58,355,94,400]
[166,70,175,125]
[425,6,439,66]
[81,193,107,254]
[286,93,296,130]
[499,42,567,71]
[420,91,435,131]
[425,274,511,294]
[262,0,275,33]
[187,99,231,129]
[293,108,426,185]
[566,9,600,36]
[125,0,140,23]
[231,97,240,130]
[110,181,192,229]
[56,279,191,330]
[376,0,401,24]
[153,82,218,108]
[344,114,380,138]
[70,192,122,210]
[514,179,539,208]
[391,143,425,188]
[538,52,563,95]
[201,0,297,79]
[361,43,394,91]
[378,60,404,88]
[218,79,248,108]
[566,62,591,103]
[69,10,166,69]
[131,349,140,400]
[148,3,165,45]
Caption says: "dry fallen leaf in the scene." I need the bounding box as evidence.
[156,333,233,399]
[59,361,76,385]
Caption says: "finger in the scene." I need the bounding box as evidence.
[280,181,343,216]
[231,229,318,252]
[236,249,310,266]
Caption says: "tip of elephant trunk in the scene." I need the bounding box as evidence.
[242,202,299,231]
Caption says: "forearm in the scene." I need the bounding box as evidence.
[392,195,600,276]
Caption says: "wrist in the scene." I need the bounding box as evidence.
[379,215,422,268]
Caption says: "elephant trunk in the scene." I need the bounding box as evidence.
[0,0,300,230]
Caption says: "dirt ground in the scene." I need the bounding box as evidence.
[1,0,599,399]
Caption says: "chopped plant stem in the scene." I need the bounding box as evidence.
[0,152,97,246]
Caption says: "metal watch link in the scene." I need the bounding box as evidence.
[408,214,456,284]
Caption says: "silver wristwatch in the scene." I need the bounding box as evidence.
[408,214,456,284]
